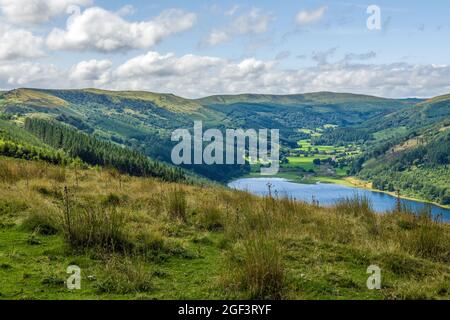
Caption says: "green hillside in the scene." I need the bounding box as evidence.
[198,92,414,128]
[0,88,414,181]
[0,88,448,194]
[363,94,450,134]
[0,156,449,300]
[197,91,416,109]
[0,88,449,300]
[0,117,70,165]
[349,94,450,205]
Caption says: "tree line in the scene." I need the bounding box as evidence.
[24,118,186,182]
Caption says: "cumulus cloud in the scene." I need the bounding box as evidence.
[296,6,328,25]
[0,62,61,87]
[2,51,450,99]
[46,7,197,52]
[106,51,450,99]
[0,0,91,24]
[205,8,274,45]
[0,24,45,60]
[109,54,450,98]
[69,59,112,85]
[115,52,224,92]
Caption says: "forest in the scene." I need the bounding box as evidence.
[355,129,450,205]
[24,118,187,182]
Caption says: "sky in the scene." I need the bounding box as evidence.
[1,0,450,98]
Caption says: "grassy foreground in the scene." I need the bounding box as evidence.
[0,157,449,300]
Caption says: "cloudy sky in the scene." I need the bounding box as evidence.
[1,0,450,98]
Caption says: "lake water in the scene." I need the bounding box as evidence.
[228,178,450,222]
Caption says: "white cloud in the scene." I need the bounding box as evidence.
[0,62,61,87]
[69,59,112,85]
[206,30,230,46]
[296,6,328,25]
[47,7,197,52]
[116,52,223,79]
[110,53,450,98]
[2,52,450,99]
[206,8,274,45]
[0,0,91,24]
[0,24,44,60]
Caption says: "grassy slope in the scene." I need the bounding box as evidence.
[0,88,447,202]
[357,117,450,205]
[0,89,68,109]
[0,88,416,182]
[197,91,408,106]
[42,88,204,114]
[336,95,450,205]
[0,119,51,149]
[364,94,450,134]
[1,157,449,300]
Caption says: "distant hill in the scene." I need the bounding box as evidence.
[363,94,450,134]
[197,91,416,114]
[348,95,450,205]
[0,88,447,184]
[0,89,413,174]
[198,91,405,104]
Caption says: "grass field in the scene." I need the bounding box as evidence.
[285,156,329,171]
[287,130,359,176]
[1,157,450,300]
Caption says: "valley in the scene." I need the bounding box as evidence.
[0,88,449,300]
[0,88,448,205]
[1,0,449,304]
[1,157,449,300]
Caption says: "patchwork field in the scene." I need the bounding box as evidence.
[275,128,361,182]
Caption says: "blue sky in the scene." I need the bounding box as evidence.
[0,0,449,98]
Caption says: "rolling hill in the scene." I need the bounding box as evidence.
[346,95,450,205]
[0,88,418,180]
[0,88,448,190]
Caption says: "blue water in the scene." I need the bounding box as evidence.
[228,178,450,222]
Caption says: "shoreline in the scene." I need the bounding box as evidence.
[231,173,450,210]
[342,177,450,210]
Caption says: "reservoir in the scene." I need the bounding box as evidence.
[228,178,450,222]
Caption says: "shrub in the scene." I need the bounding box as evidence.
[167,187,187,221]
[334,195,373,217]
[21,210,59,235]
[133,230,166,256]
[405,218,449,260]
[226,235,285,300]
[96,256,153,294]
[61,202,131,252]
[197,203,224,231]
